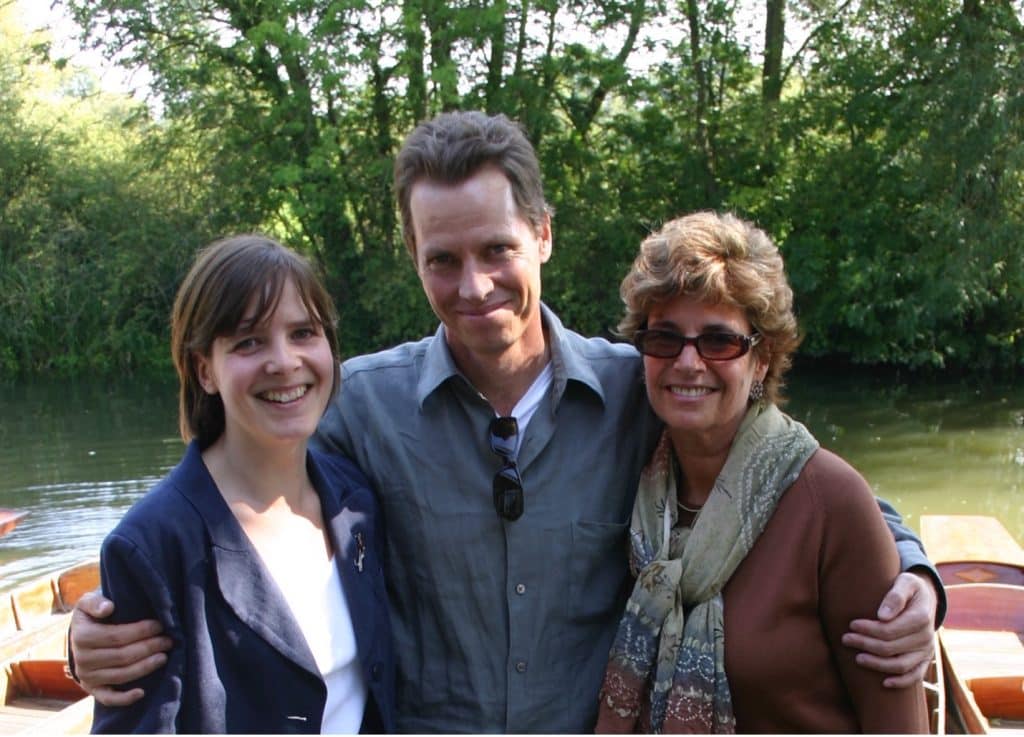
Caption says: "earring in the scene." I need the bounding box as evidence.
[749,380,765,403]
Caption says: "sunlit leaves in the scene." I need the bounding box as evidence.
[2,0,1021,375]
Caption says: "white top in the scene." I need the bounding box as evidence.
[263,550,367,734]
[503,361,554,456]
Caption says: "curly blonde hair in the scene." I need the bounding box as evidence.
[618,211,800,405]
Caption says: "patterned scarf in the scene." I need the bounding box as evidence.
[595,403,819,733]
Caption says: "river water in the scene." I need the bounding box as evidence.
[1,368,1022,591]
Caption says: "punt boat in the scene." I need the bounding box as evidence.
[0,512,26,539]
[921,514,1024,734]
[0,560,97,734]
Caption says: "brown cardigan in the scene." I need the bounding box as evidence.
[720,448,929,733]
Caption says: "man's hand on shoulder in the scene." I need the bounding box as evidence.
[841,571,938,688]
[70,591,173,706]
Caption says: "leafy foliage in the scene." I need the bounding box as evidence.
[1,0,1021,378]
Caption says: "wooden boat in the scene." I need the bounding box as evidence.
[0,559,98,734]
[0,511,26,539]
[921,515,1024,734]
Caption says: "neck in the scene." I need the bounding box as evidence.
[202,433,310,510]
[449,325,550,417]
[668,432,732,508]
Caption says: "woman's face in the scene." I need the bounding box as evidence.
[194,278,335,453]
[642,294,768,452]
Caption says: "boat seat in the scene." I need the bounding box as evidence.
[921,515,1024,568]
[0,617,70,667]
[943,583,1024,633]
[968,674,1024,721]
[54,561,100,612]
[16,694,94,735]
[10,580,59,632]
[5,659,85,703]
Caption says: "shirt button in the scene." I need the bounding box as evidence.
[515,660,527,673]
[515,583,526,595]
[371,663,382,680]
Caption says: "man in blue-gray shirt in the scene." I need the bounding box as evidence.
[70,111,942,733]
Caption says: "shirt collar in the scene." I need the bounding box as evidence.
[415,302,606,409]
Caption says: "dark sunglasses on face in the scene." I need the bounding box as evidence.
[489,416,524,521]
[634,328,761,361]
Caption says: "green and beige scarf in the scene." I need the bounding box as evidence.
[596,403,819,733]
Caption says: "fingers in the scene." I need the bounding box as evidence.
[75,591,115,620]
[92,685,146,708]
[841,629,916,660]
[71,605,166,651]
[882,658,931,689]
[842,621,935,687]
[848,643,932,674]
[845,609,931,646]
[74,637,172,690]
[879,571,938,623]
[78,649,170,691]
[877,572,931,621]
[843,615,934,657]
[70,605,172,694]
[875,585,908,622]
[74,634,172,674]
[842,574,941,687]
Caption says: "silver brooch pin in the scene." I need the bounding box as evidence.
[355,531,365,572]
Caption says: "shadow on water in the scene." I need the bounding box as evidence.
[0,367,1021,591]
[0,376,182,590]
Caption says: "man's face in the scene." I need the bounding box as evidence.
[409,166,551,367]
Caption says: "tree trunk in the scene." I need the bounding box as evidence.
[485,0,508,112]
[762,0,784,103]
[575,0,646,138]
[403,0,428,123]
[683,0,718,202]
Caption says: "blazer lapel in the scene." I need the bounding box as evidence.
[309,454,381,672]
[178,443,321,680]
[212,545,321,679]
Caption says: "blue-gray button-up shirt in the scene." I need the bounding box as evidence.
[314,304,939,733]
[315,305,661,732]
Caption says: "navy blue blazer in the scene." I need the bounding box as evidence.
[91,441,395,734]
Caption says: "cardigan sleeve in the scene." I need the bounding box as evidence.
[816,460,930,734]
[91,532,184,734]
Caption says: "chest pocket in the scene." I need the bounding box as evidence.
[568,520,630,623]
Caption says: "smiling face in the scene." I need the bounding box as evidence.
[643,294,768,453]
[193,278,335,454]
[410,166,551,369]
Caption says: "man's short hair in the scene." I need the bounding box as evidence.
[394,111,552,259]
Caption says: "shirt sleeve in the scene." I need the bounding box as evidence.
[312,363,358,459]
[821,475,930,733]
[875,496,947,625]
[90,533,184,734]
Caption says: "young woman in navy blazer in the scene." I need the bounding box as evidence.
[91,235,394,734]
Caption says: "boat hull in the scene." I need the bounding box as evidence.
[921,515,1024,735]
[0,560,98,735]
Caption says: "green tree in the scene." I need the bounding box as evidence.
[772,0,1024,371]
[0,5,227,376]
[3,0,1020,376]
[63,0,656,352]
